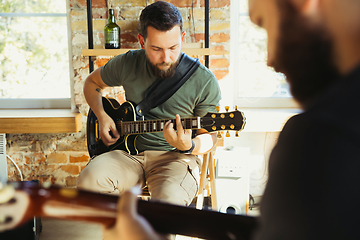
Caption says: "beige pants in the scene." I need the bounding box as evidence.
[77,150,201,206]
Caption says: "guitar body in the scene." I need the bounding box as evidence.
[87,98,142,157]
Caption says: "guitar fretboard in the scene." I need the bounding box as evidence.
[117,117,201,135]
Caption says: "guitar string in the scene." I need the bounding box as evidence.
[118,117,199,135]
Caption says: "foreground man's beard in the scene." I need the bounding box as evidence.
[147,55,180,79]
[273,0,340,108]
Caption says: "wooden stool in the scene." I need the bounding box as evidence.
[196,146,217,210]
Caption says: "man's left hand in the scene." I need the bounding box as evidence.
[163,114,193,151]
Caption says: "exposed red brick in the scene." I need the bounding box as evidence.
[6,155,21,166]
[212,45,228,55]
[41,165,59,175]
[121,44,138,49]
[190,33,205,42]
[33,153,47,164]
[76,0,107,8]
[200,0,230,8]
[161,0,198,7]
[57,141,88,151]
[60,165,80,175]
[70,154,90,163]
[210,33,230,43]
[116,93,127,104]
[212,70,229,80]
[210,58,230,68]
[25,156,31,164]
[95,57,111,67]
[121,33,138,43]
[47,153,68,164]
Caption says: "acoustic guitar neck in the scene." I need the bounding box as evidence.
[0,182,257,240]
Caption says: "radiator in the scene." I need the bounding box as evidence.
[0,133,7,183]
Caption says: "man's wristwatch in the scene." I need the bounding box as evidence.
[178,140,195,154]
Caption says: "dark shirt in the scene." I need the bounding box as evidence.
[254,65,360,240]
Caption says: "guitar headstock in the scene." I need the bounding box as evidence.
[0,184,30,233]
[201,106,246,137]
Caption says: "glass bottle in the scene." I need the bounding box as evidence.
[104,9,120,49]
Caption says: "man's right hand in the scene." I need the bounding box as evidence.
[103,186,168,240]
[98,113,120,146]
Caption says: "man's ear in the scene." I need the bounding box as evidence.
[138,34,145,49]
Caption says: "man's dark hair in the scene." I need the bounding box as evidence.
[139,1,183,39]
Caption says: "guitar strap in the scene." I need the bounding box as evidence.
[135,53,200,117]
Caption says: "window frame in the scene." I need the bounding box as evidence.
[229,0,299,109]
[0,0,75,110]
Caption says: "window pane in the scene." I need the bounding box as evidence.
[237,0,291,99]
[0,1,70,99]
[2,0,66,14]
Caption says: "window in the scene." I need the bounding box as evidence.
[230,0,298,108]
[0,0,73,109]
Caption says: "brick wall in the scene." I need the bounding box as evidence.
[6,0,231,187]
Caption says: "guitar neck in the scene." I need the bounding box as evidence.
[118,117,201,135]
[5,183,256,240]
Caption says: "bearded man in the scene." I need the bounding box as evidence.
[78,1,221,207]
[102,0,360,239]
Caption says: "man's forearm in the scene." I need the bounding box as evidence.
[191,132,217,155]
[83,69,108,119]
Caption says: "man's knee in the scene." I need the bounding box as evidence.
[76,166,98,190]
[76,164,116,193]
[150,181,197,206]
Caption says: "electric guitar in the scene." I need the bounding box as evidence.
[0,181,257,240]
[87,97,246,157]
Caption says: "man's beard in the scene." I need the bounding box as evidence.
[273,0,340,108]
[147,55,180,79]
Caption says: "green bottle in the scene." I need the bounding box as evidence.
[104,9,120,49]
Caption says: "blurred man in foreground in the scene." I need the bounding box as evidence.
[104,0,360,239]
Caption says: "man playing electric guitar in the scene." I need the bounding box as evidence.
[78,1,221,207]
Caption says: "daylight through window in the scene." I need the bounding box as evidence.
[0,0,71,99]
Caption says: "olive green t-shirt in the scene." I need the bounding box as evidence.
[100,49,221,152]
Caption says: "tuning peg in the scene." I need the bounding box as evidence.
[226,130,230,137]
[216,106,220,112]
[235,131,239,137]
[217,131,222,138]
[235,105,238,111]
[225,106,229,112]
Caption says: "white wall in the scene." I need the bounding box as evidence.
[221,131,280,201]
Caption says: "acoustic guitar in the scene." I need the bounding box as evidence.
[0,181,257,240]
[87,97,246,157]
